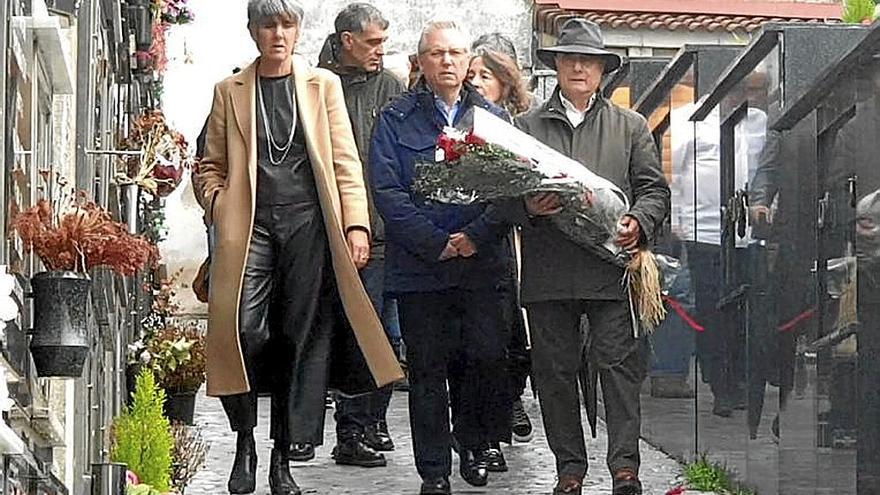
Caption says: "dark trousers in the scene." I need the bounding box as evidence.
[448,275,528,445]
[688,242,747,407]
[528,299,647,479]
[335,258,394,441]
[220,203,333,446]
[503,277,531,401]
[398,288,510,480]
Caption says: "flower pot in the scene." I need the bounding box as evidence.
[91,462,127,495]
[164,389,197,425]
[30,271,91,377]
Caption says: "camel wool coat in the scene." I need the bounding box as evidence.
[197,56,403,397]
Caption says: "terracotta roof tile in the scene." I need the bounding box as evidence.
[537,5,840,35]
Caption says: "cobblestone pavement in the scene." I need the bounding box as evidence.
[187,389,682,495]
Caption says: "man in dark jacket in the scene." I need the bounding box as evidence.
[313,3,405,468]
[369,20,512,495]
[513,19,670,495]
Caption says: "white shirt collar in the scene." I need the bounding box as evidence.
[559,92,597,128]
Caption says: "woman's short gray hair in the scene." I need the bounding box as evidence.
[247,0,304,29]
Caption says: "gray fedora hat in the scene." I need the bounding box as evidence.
[537,18,622,74]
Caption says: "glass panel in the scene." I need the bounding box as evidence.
[639,62,698,464]
[734,59,778,495]
[849,55,880,495]
[691,42,788,495]
[810,50,880,495]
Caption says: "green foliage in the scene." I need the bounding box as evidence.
[684,454,730,492]
[112,369,174,492]
[683,454,758,494]
[126,485,161,495]
[842,0,877,24]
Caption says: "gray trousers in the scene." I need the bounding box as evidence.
[527,299,647,479]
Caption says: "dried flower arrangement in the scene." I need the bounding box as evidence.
[135,0,193,76]
[170,423,209,493]
[118,110,192,197]
[11,186,159,275]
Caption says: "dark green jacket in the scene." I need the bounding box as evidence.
[318,34,405,257]
[513,89,670,302]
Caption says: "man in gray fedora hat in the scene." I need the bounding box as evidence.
[505,18,669,495]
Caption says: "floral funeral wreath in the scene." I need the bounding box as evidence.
[413,107,667,333]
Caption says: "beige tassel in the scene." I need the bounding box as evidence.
[836,258,858,332]
[627,249,667,333]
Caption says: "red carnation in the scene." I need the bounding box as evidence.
[464,132,486,146]
[438,134,464,162]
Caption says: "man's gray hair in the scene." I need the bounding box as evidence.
[247,0,304,29]
[334,3,389,33]
[417,19,467,54]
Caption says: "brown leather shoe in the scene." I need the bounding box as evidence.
[553,474,583,494]
[612,468,642,495]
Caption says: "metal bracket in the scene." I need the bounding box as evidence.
[84,149,142,156]
[817,192,829,230]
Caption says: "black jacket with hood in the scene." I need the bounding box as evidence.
[318,34,405,257]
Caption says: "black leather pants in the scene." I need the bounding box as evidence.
[221,202,333,445]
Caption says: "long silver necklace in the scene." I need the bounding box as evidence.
[257,75,297,165]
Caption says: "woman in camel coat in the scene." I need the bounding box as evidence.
[196,1,401,493]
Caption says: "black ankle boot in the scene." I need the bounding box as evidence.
[228,432,257,494]
[269,448,301,495]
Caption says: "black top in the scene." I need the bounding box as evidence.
[255,74,318,207]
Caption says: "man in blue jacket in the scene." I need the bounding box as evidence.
[369,20,511,495]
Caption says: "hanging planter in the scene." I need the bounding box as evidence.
[29,271,91,377]
[11,183,160,377]
[117,110,193,198]
[163,390,196,425]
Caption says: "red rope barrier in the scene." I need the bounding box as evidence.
[662,295,705,333]
[661,295,815,335]
[777,307,816,333]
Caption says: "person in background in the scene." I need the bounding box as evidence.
[314,1,405,467]
[451,35,533,474]
[369,20,512,495]
[196,0,401,493]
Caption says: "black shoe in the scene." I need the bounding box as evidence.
[363,421,395,452]
[228,432,257,494]
[712,398,733,418]
[332,439,387,468]
[612,479,642,495]
[268,448,301,495]
[419,477,451,495]
[511,398,534,442]
[649,376,695,399]
[288,443,315,462]
[481,443,508,472]
[459,449,488,486]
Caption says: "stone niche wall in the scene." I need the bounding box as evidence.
[295,0,534,67]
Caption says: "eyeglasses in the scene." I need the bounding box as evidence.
[421,48,469,60]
